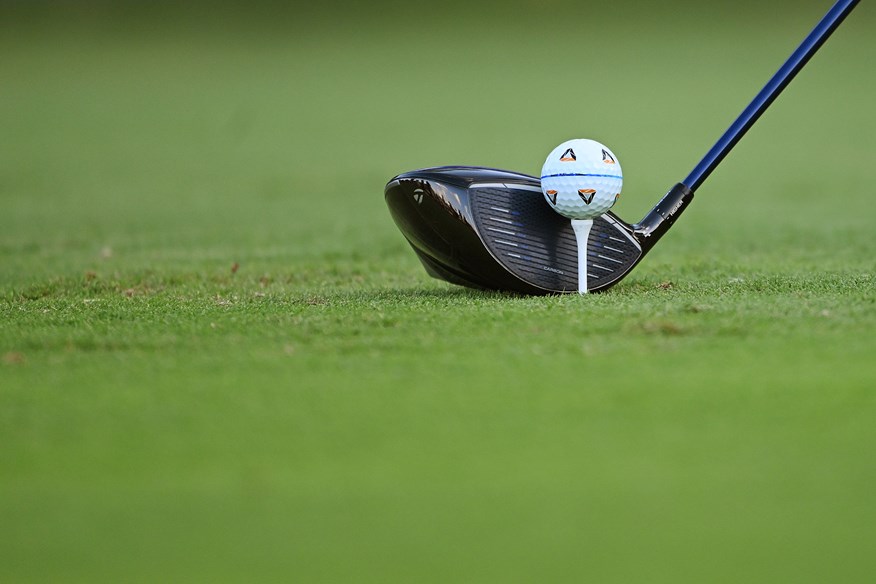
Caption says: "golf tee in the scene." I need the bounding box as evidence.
[571,219,593,295]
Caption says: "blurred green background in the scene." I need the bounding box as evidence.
[1,1,874,582]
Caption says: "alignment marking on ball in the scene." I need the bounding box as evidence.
[540,173,624,180]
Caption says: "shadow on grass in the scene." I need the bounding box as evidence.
[290,278,664,307]
[289,286,517,307]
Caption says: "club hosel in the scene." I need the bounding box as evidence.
[633,183,694,254]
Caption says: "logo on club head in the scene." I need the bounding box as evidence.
[578,189,596,204]
[560,148,576,162]
[546,190,558,205]
[602,149,616,164]
[413,188,425,204]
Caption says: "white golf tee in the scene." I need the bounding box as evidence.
[571,219,593,295]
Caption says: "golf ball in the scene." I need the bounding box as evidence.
[541,138,623,220]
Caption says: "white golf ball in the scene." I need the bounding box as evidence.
[540,138,623,220]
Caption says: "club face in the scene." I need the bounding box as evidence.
[385,166,644,294]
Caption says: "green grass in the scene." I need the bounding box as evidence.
[2,2,875,582]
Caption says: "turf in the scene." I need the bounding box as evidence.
[1,1,875,582]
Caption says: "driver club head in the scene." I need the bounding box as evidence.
[385,166,649,295]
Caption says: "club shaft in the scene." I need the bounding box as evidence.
[683,0,859,192]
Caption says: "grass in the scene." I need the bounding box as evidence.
[1,1,875,582]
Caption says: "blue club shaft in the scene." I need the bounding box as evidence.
[683,0,859,192]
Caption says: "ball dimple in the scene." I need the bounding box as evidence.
[540,138,623,220]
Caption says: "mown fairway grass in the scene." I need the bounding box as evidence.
[1,2,875,582]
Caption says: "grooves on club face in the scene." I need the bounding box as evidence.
[384,166,647,295]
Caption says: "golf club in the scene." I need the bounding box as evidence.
[385,0,859,295]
